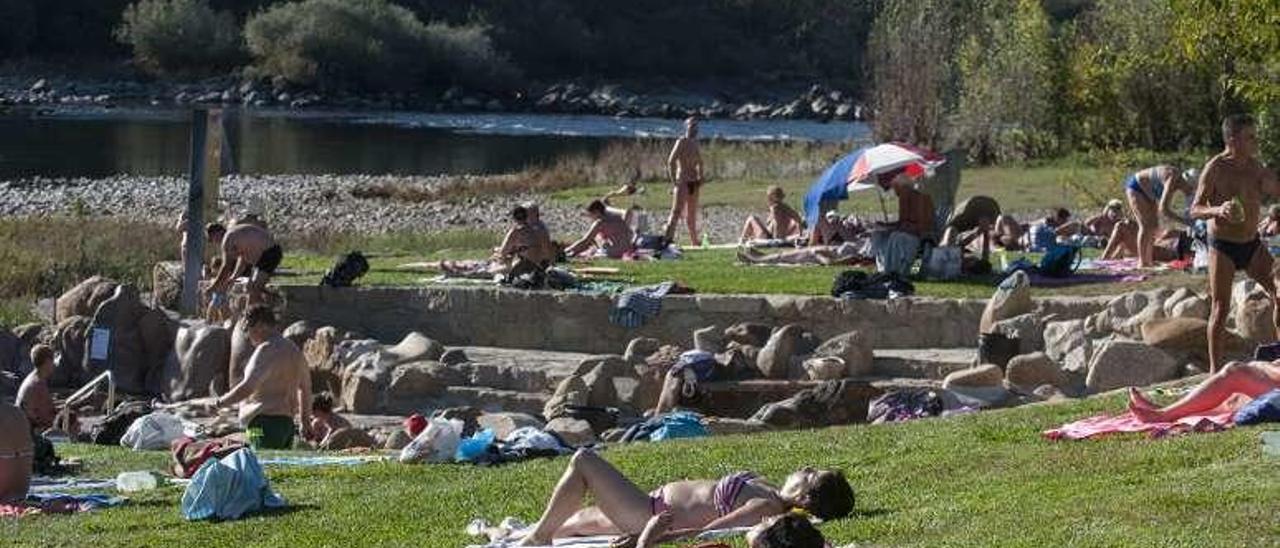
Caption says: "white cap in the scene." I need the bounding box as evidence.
[1182,169,1200,185]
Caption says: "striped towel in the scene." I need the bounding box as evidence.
[609,282,675,328]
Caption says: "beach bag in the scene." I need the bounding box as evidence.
[398,418,463,464]
[320,251,369,288]
[90,400,153,446]
[120,412,187,451]
[1038,244,1081,278]
[1234,389,1280,426]
[922,246,962,280]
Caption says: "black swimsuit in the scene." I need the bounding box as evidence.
[1209,236,1260,270]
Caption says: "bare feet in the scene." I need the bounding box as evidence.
[1127,387,1158,410]
[1127,388,1165,423]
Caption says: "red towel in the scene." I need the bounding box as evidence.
[1043,397,1249,440]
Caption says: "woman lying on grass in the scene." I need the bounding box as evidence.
[517,449,853,546]
[1128,360,1280,422]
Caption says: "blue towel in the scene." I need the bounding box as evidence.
[27,493,125,511]
[182,448,285,521]
[1235,389,1280,426]
[609,282,675,328]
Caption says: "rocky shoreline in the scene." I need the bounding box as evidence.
[0,73,865,123]
[0,174,754,243]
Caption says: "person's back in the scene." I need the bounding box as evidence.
[217,306,310,449]
[897,185,935,239]
[236,338,307,425]
[16,345,55,431]
[598,210,636,253]
[0,403,33,503]
[224,223,275,264]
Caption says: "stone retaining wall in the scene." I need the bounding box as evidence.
[280,286,1111,354]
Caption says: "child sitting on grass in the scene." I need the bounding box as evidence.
[517,449,853,546]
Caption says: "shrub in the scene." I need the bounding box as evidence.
[244,0,517,92]
[116,0,243,74]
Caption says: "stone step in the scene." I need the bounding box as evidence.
[871,348,976,379]
[452,346,592,393]
[439,386,550,416]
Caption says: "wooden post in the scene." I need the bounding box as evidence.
[180,109,209,316]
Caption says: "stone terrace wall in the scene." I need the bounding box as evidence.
[280,286,1111,354]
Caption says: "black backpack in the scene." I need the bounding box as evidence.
[321,251,370,288]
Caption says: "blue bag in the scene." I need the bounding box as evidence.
[1038,244,1081,278]
[455,428,496,462]
[1235,389,1280,426]
[649,411,708,442]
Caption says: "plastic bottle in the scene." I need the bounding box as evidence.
[1263,431,1280,458]
[116,471,158,492]
[700,232,710,248]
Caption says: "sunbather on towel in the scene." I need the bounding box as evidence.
[1127,360,1280,423]
[737,243,866,266]
[566,200,636,259]
[739,186,805,244]
[516,449,852,546]
[809,211,866,247]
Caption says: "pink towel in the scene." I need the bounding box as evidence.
[1043,400,1249,441]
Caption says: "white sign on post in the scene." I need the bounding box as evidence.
[90,328,112,361]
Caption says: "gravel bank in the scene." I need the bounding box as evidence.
[0,174,755,244]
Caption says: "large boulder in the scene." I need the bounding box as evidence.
[319,428,377,451]
[340,354,392,413]
[228,317,254,388]
[751,380,867,428]
[1043,320,1088,363]
[168,322,230,400]
[1234,288,1276,346]
[1085,340,1179,393]
[56,276,117,323]
[545,417,596,446]
[979,270,1032,334]
[282,320,317,349]
[992,313,1044,355]
[1004,352,1068,393]
[1142,317,1247,367]
[384,361,450,414]
[757,324,804,379]
[724,322,773,347]
[623,337,661,364]
[50,316,90,389]
[543,375,589,420]
[579,356,631,409]
[86,284,151,394]
[693,325,723,353]
[802,357,847,380]
[138,308,178,394]
[1169,296,1209,320]
[942,364,1004,389]
[476,412,545,440]
[812,331,874,377]
[13,324,44,347]
[384,332,445,364]
[303,326,343,371]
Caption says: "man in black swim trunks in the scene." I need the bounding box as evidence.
[1190,114,1280,372]
[205,221,283,306]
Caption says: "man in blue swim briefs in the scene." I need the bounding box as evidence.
[1124,164,1195,267]
[1191,114,1280,372]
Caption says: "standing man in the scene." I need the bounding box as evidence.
[216,305,311,449]
[1192,114,1280,372]
[664,117,704,246]
[205,221,282,306]
[873,170,934,276]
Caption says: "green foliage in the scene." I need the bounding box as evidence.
[116,0,243,75]
[951,0,1059,163]
[244,0,516,91]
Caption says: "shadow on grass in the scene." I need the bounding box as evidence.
[850,507,894,519]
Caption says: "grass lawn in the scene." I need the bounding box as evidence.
[279,247,1204,300]
[5,393,1277,546]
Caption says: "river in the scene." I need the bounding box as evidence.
[0,106,871,179]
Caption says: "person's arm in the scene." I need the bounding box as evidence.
[1158,173,1190,226]
[565,222,602,256]
[652,499,779,543]
[208,239,244,293]
[495,227,520,258]
[296,356,313,440]
[1190,161,1229,221]
[217,347,266,407]
[666,139,683,182]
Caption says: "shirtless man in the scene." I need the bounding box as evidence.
[496,205,557,268]
[216,305,311,449]
[1124,165,1196,267]
[1191,114,1280,372]
[16,345,56,432]
[566,200,635,259]
[663,117,704,246]
[205,222,282,306]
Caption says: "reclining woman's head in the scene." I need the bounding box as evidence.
[780,467,854,521]
[747,512,827,548]
[767,185,786,204]
[510,205,529,223]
